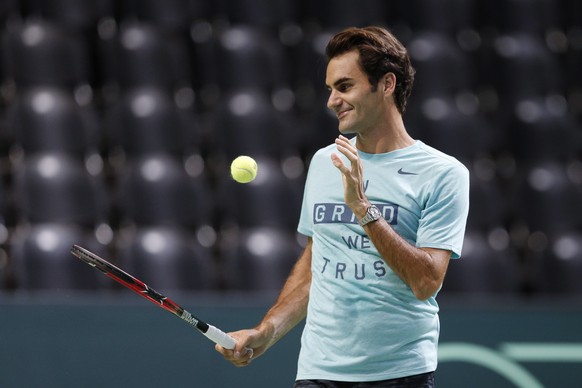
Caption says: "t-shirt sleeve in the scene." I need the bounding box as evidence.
[416,163,470,259]
[297,155,318,237]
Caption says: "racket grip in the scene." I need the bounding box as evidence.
[204,324,237,349]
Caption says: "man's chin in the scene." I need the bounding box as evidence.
[337,123,356,135]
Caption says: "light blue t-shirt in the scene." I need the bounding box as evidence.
[296,139,470,382]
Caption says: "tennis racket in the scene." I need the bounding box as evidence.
[71,244,240,351]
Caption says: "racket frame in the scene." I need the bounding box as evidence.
[70,244,237,350]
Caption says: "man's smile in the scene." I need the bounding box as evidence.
[337,108,352,120]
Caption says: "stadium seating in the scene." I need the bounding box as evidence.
[12,152,108,227]
[520,229,582,294]
[8,86,100,158]
[192,24,289,94]
[207,87,299,161]
[103,86,201,159]
[3,18,92,89]
[116,225,218,291]
[541,231,582,293]
[406,31,473,101]
[442,229,521,294]
[511,161,582,236]
[219,226,302,290]
[397,0,477,35]
[17,0,114,31]
[212,0,299,31]
[99,20,192,92]
[10,222,106,290]
[119,0,206,34]
[0,0,580,294]
[115,153,213,229]
[301,0,391,30]
[505,95,582,165]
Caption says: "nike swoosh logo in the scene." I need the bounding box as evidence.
[397,168,418,175]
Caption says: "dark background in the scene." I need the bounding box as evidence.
[1,0,581,296]
[0,1,581,386]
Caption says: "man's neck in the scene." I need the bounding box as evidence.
[355,114,414,154]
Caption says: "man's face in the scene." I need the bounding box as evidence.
[325,50,385,135]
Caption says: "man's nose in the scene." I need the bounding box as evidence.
[327,90,341,110]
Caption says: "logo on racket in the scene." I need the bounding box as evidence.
[142,286,167,305]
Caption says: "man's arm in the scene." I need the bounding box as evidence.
[332,136,451,300]
[362,219,451,300]
[216,238,312,367]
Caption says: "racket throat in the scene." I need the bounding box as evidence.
[181,310,208,332]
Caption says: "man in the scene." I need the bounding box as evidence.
[216,26,470,387]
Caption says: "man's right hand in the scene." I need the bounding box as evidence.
[214,326,272,367]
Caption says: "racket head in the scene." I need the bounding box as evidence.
[70,245,240,350]
[70,244,179,313]
[70,244,112,274]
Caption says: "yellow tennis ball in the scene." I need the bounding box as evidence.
[230,156,258,183]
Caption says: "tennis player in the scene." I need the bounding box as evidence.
[216,26,470,388]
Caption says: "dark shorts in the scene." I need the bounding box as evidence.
[294,371,435,388]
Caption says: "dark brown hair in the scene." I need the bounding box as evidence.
[325,26,415,115]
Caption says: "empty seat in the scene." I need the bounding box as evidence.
[480,0,561,35]
[116,153,213,228]
[406,31,474,102]
[212,0,299,31]
[541,231,582,293]
[12,153,108,226]
[466,173,508,232]
[397,0,478,35]
[489,33,563,106]
[301,0,390,30]
[194,24,289,92]
[8,86,100,158]
[3,18,91,88]
[208,87,298,160]
[506,96,582,164]
[104,86,200,159]
[220,226,302,290]
[511,161,582,234]
[117,225,217,291]
[442,229,520,294]
[121,0,209,33]
[520,229,582,294]
[99,20,191,91]
[11,222,106,290]
[23,0,114,32]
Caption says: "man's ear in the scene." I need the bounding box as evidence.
[383,72,396,95]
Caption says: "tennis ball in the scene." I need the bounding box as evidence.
[230,156,258,183]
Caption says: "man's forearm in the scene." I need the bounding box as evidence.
[363,217,450,300]
[258,238,312,346]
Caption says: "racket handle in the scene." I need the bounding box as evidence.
[204,324,237,349]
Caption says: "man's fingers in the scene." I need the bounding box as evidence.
[232,348,254,367]
[331,153,347,171]
[215,337,255,368]
[335,138,358,162]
